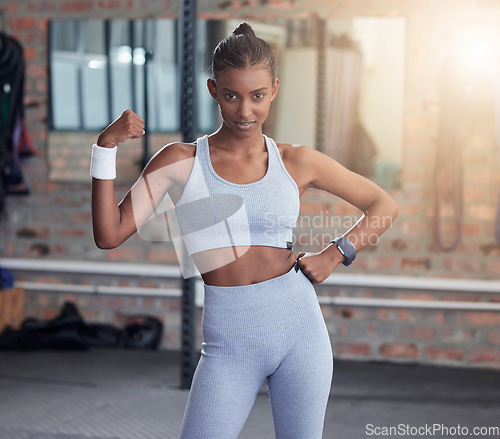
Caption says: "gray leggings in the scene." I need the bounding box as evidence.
[178,265,334,439]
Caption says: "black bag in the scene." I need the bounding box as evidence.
[0,302,123,350]
[0,302,87,350]
[0,302,163,351]
[123,316,163,350]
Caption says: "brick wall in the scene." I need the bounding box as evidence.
[0,0,499,369]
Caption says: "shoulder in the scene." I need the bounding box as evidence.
[273,141,331,192]
[153,141,196,164]
[142,141,196,176]
[275,141,329,170]
[275,140,359,191]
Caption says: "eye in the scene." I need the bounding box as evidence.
[254,93,265,99]
[224,93,237,100]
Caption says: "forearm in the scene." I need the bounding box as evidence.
[343,196,399,252]
[324,194,398,263]
[91,179,126,249]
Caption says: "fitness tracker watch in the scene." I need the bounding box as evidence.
[330,236,357,266]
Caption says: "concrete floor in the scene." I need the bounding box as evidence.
[0,349,498,439]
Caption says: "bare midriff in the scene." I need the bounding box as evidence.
[194,246,297,287]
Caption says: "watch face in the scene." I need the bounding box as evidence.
[335,237,356,266]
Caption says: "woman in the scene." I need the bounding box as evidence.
[91,23,398,439]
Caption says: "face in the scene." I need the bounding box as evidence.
[207,64,279,138]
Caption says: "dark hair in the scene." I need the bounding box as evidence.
[211,22,276,80]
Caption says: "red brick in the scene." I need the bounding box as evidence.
[377,308,393,322]
[397,309,414,322]
[32,276,61,284]
[8,17,37,30]
[36,77,47,93]
[488,260,500,275]
[390,238,408,251]
[403,221,427,235]
[335,342,371,356]
[1,2,18,13]
[60,1,94,13]
[169,298,181,312]
[96,296,125,308]
[380,343,419,358]
[25,1,56,12]
[462,223,481,237]
[23,29,47,46]
[59,229,88,238]
[398,203,420,217]
[107,248,146,262]
[38,19,49,31]
[464,327,485,342]
[426,346,464,361]
[4,242,15,255]
[167,332,179,346]
[401,257,431,270]
[463,187,487,202]
[366,324,377,334]
[466,311,500,326]
[468,348,500,363]
[377,255,395,269]
[489,330,500,345]
[147,248,179,263]
[400,326,436,340]
[26,63,48,78]
[43,181,59,193]
[97,0,123,10]
[24,47,37,61]
[446,257,482,274]
[469,205,496,221]
[138,0,174,12]
[339,307,375,321]
[319,304,333,319]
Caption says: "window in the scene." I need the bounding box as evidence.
[49,19,222,133]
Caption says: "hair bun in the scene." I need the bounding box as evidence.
[232,22,256,38]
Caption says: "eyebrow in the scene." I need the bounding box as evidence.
[222,87,268,94]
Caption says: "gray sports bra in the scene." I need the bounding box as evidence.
[174,134,300,256]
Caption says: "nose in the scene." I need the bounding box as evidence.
[237,99,252,119]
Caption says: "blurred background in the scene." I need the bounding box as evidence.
[0,0,499,371]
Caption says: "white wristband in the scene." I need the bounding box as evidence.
[90,144,117,180]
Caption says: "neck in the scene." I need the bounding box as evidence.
[210,124,264,152]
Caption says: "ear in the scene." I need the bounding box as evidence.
[207,78,217,101]
[271,78,280,101]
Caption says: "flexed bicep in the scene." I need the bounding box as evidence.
[116,146,197,245]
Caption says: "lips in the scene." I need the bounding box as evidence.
[234,121,255,130]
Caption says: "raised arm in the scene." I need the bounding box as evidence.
[91,110,186,250]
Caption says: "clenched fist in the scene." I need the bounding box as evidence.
[97,109,145,148]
